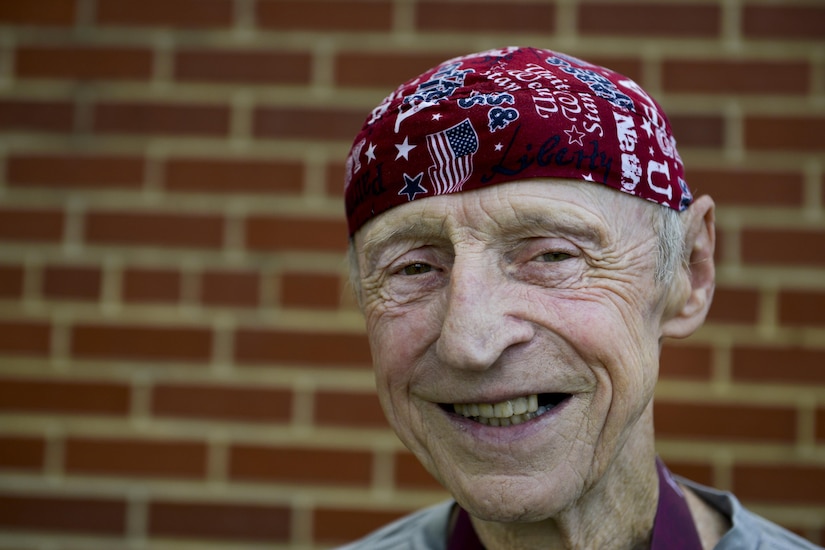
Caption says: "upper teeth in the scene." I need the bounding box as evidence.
[453,394,543,426]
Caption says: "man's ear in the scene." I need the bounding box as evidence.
[662,195,716,339]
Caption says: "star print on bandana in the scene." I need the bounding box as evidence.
[344,46,694,236]
[365,143,376,163]
[399,172,427,200]
[565,124,586,146]
[395,137,416,160]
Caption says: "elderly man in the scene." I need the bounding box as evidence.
[340,47,818,549]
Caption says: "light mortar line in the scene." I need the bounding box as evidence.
[229,89,254,147]
[233,0,256,34]
[311,37,336,95]
[207,432,230,484]
[303,145,329,198]
[758,286,779,338]
[63,196,87,258]
[44,423,65,482]
[50,310,72,372]
[803,158,823,217]
[795,393,817,453]
[100,254,123,317]
[721,0,743,54]
[811,45,825,101]
[74,0,97,28]
[0,29,14,91]
[392,0,416,35]
[723,99,745,163]
[211,314,235,374]
[150,31,175,89]
[554,0,578,49]
[126,488,149,543]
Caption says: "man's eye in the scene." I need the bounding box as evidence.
[538,251,572,262]
[401,262,433,275]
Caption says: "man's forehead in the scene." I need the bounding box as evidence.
[357,179,644,251]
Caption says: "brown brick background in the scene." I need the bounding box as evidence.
[0,0,823,547]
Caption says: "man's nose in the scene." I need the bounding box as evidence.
[435,259,535,370]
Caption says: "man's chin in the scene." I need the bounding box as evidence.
[447,474,572,524]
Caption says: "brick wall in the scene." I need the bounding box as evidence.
[0,0,823,547]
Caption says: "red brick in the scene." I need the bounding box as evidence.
[0,0,75,26]
[0,99,74,133]
[253,106,365,141]
[200,270,260,308]
[43,265,101,301]
[174,49,311,85]
[152,384,292,423]
[326,162,346,198]
[662,59,810,95]
[93,102,230,137]
[745,116,825,152]
[0,321,51,356]
[15,46,153,81]
[122,267,181,303]
[0,265,24,298]
[732,346,825,385]
[416,1,554,33]
[0,494,126,535]
[314,390,388,429]
[654,401,796,443]
[164,157,303,194]
[778,290,825,326]
[96,0,232,28]
[335,51,461,88]
[659,343,712,380]
[230,445,372,486]
[687,168,804,207]
[395,452,441,489]
[84,211,224,249]
[583,56,644,84]
[666,460,714,487]
[66,437,207,478]
[0,208,64,243]
[71,323,213,362]
[7,153,145,189]
[733,464,825,505]
[0,436,46,471]
[281,271,341,309]
[578,3,720,37]
[0,378,130,415]
[743,5,825,40]
[234,328,371,367]
[741,229,825,267]
[149,500,290,541]
[668,114,725,148]
[245,215,346,252]
[256,0,392,31]
[313,507,408,544]
[706,287,760,324]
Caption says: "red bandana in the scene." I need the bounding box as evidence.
[344,47,693,236]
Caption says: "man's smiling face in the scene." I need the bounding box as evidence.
[354,179,687,523]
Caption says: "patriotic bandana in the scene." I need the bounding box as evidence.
[344,46,693,236]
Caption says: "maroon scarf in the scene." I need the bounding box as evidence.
[447,459,702,549]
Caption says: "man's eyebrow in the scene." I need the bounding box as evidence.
[512,210,606,244]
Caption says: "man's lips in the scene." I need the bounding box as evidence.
[440,393,571,427]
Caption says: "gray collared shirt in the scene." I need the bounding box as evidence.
[337,478,822,549]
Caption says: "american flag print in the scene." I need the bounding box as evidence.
[426,118,479,194]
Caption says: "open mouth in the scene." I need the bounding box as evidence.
[442,393,570,426]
